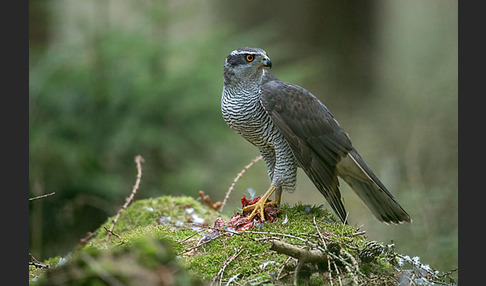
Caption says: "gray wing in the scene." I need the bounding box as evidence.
[260,79,411,224]
[259,79,352,222]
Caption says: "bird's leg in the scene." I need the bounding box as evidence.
[274,186,282,205]
[243,186,277,221]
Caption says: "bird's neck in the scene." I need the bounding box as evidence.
[223,83,260,99]
[223,73,263,100]
[223,66,264,87]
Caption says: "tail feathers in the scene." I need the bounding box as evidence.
[338,150,411,224]
[307,169,348,224]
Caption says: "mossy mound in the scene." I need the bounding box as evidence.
[33,236,202,286]
[30,195,456,285]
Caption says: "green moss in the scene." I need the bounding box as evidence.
[179,202,373,284]
[30,196,216,285]
[30,196,456,285]
[34,236,203,285]
[93,195,219,238]
[29,256,64,283]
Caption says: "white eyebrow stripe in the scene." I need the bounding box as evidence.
[230,50,259,56]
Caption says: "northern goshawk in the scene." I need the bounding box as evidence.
[221,47,411,224]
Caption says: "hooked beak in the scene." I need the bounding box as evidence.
[262,56,272,68]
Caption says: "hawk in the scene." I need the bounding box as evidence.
[221,47,411,224]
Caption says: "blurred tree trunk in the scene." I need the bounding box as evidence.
[29,0,50,63]
[217,0,376,98]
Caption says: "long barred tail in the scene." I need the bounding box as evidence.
[337,149,411,224]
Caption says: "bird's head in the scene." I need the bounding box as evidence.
[223,47,272,86]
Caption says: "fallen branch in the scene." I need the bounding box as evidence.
[269,240,328,264]
[105,155,144,242]
[219,155,262,213]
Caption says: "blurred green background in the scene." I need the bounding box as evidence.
[29,0,457,278]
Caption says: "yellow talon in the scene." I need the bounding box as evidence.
[243,186,277,221]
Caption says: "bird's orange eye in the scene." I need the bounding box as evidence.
[246,54,254,62]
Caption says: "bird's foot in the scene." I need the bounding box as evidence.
[243,200,277,221]
[242,186,277,222]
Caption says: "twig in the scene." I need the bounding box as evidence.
[277,257,293,280]
[332,260,343,286]
[207,227,322,251]
[341,212,349,231]
[245,230,318,247]
[183,233,221,256]
[79,231,95,245]
[341,251,360,285]
[313,216,327,249]
[225,274,241,286]
[105,155,144,242]
[29,192,56,201]
[213,245,244,285]
[293,258,305,286]
[176,227,208,245]
[327,259,333,286]
[29,261,49,269]
[103,226,121,239]
[219,155,262,213]
[352,230,366,237]
[198,190,222,211]
[29,253,49,268]
[326,250,367,280]
[80,252,124,286]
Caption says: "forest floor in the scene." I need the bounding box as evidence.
[29,195,457,285]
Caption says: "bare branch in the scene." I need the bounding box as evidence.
[29,253,49,268]
[29,192,56,201]
[105,155,144,242]
[103,226,120,239]
[219,155,262,213]
[269,240,328,264]
[198,190,222,211]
